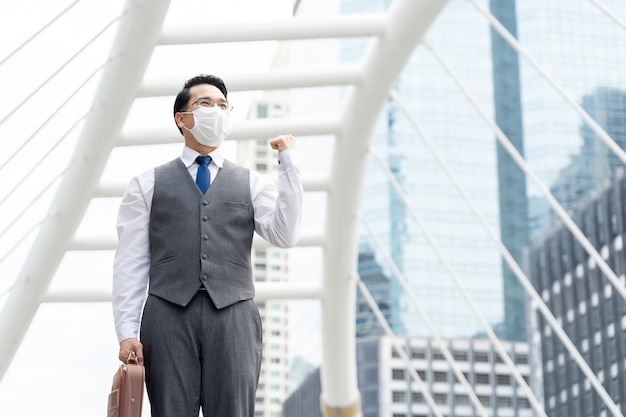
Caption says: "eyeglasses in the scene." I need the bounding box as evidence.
[189,97,233,112]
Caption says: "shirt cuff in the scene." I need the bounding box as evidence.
[277,149,299,168]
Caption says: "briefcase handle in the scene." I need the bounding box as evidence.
[126,351,140,366]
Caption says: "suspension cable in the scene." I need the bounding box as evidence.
[0,114,84,240]
[421,35,626,311]
[362,163,548,416]
[0,13,121,128]
[467,0,626,167]
[0,59,106,206]
[0,0,81,66]
[588,0,626,32]
[360,217,506,417]
[391,86,623,417]
[356,279,445,417]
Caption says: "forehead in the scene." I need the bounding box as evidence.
[188,84,226,102]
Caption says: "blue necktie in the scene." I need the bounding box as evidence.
[195,155,212,194]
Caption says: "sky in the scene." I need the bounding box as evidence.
[0,1,328,416]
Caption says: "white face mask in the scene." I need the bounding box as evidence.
[183,106,232,147]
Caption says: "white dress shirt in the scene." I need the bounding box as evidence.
[112,145,303,343]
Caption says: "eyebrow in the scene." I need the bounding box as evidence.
[196,96,227,103]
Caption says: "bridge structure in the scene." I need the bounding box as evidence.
[1,1,626,416]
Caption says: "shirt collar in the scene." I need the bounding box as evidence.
[181,145,224,169]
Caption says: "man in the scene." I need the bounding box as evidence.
[112,74,303,417]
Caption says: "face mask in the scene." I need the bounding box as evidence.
[183,106,232,147]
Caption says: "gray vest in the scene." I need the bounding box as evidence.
[148,158,255,308]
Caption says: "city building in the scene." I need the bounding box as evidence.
[283,336,533,417]
[344,0,509,339]
[547,87,626,229]
[345,0,626,342]
[527,174,626,417]
[357,245,405,338]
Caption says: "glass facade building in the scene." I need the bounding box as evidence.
[528,175,626,417]
[346,0,505,338]
[345,0,626,343]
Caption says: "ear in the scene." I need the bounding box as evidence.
[175,112,186,129]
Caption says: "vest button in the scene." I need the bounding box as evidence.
[202,215,208,221]
[202,254,208,260]
[203,235,209,240]
[201,275,207,281]
[202,200,209,206]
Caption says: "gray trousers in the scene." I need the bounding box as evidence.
[141,292,262,417]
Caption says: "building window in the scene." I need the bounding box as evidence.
[474,351,489,362]
[496,396,512,407]
[416,370,427,382]
[496,374,511,385]
[476,373,490,384]
[412,348,426,359]
[392,391,406,403]
[392,369,405,380]
[257,104,268,118]
[455,394,470,405]
[433,371,447,382]
[434,393,447,405]
[412,392,424,403]
[453,350,468,361]
[432,350,445,360]
[478,395,490,406]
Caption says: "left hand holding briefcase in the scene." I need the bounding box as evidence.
[107,352,145,417]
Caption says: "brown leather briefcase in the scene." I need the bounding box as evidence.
[107,354,145,417]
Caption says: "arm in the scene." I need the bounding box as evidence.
[253,134,303,248]
[112,172,153,364]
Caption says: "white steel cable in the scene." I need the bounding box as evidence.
[421,36,626,310]
[0,60,104,204]
[0,0,81,66]
[0,13,121,127]
[360,217,507,417]
[390,86,623,417]
[466,0,626,167]
[588,0,626,32]
[362,159,547,417]
[355,279,445,417]
[0,116,84,240]
[0,214,47,266]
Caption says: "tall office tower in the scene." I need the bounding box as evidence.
[527,175,626,417]
[549,87,626,223]
[490,0,528,342]
[520,0,626,244]
[345,0,626,341]
[239,96,292,417]
[344,0,504,338]
[283,336,533,417]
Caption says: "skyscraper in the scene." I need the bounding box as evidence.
[346,0,504,338]
[347,0,626,342]
[528,175,626,417]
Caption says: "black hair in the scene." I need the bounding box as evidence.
[173,74,228,134]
